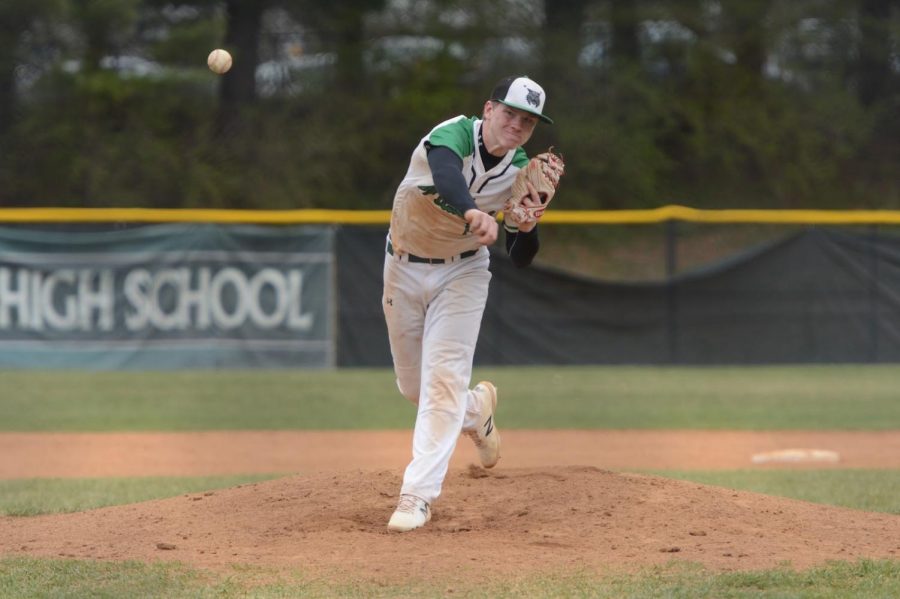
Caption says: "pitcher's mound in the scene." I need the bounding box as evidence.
[1,466,899,583]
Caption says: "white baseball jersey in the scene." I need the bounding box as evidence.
[389,115,528,259]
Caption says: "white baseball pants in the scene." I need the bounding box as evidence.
[382,248,491,505]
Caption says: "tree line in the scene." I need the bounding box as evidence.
[0,0,897,210]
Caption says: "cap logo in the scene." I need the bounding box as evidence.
[525,88,542,108]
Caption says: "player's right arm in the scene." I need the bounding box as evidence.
[426,145,497,245]
[426,145,477,215]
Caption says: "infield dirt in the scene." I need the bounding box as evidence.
[1,430,899,583]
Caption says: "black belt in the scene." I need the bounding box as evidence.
[386,241,478,264]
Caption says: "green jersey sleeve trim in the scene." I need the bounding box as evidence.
[427,116,476,159]
[512,147,529,168]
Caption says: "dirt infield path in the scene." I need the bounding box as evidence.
[1,430,899,479]
[1,430,899,583]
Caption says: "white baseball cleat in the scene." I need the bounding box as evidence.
[387,494,432,532]
[466,381,501,468]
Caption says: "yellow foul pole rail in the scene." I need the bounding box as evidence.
[0,208,390,225]
[538,205,900,225]
[2,205,900,225]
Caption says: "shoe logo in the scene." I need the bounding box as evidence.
[419,504,428,516]
[483,415,494,437]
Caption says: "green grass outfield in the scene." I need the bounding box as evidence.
[1,364,898,431]
[2,557,899,598]
[1,364,898,597]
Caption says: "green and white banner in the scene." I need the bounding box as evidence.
[0,224,334,369]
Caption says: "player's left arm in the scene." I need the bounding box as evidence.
[504,181,543,267]
[505,220,539,268]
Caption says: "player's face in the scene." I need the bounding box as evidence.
[482,101,538,154]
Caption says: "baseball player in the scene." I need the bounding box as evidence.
[383,75,563,532]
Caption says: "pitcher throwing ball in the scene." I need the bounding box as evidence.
[383,75,564,532]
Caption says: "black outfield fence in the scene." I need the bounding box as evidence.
[2,207,899,368]
[336,225,900,367]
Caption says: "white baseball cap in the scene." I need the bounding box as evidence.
[490,75,553,124]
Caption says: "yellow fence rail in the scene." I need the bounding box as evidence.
[2,205,900,225]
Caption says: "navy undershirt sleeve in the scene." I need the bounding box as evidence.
[505,226,540,268]
[425,144,478,215]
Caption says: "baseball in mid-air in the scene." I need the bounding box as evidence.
[207,49,232,75]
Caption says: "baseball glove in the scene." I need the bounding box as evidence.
[503,148,565,227]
